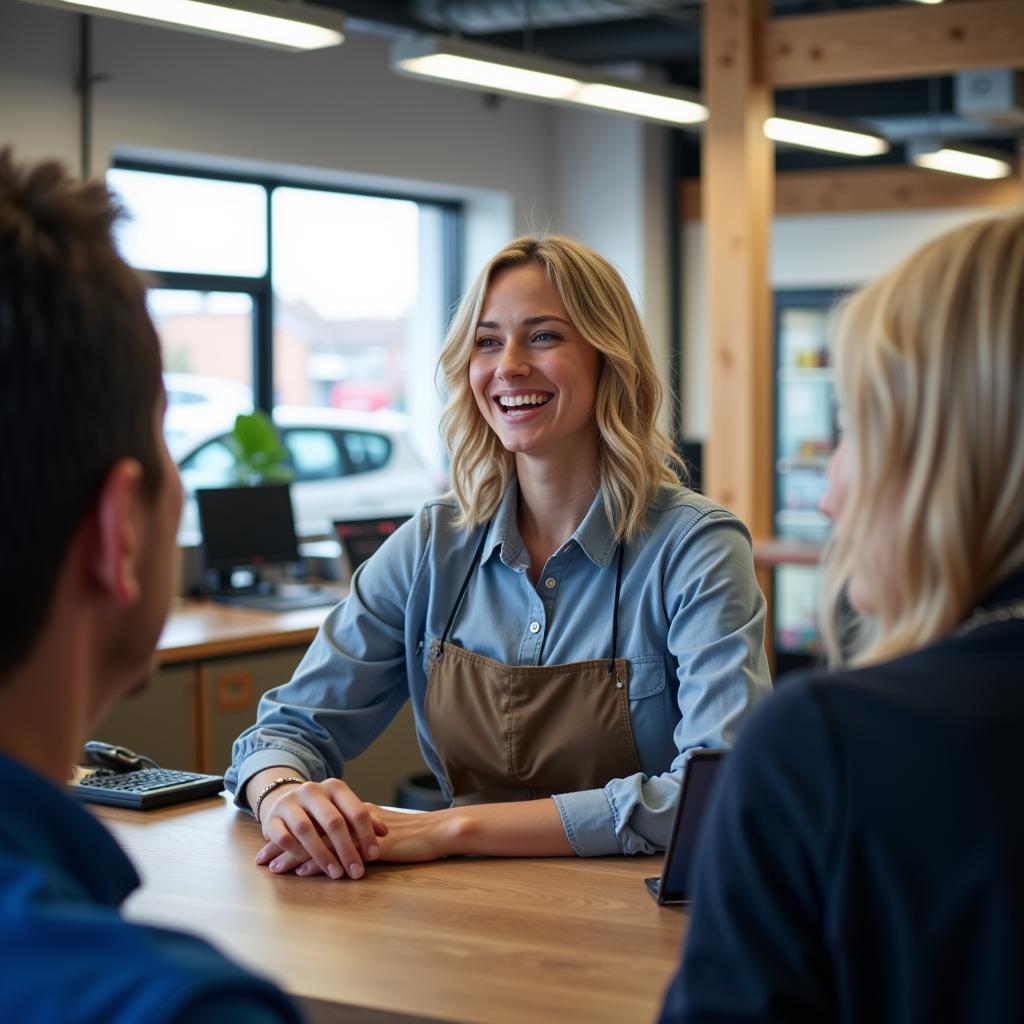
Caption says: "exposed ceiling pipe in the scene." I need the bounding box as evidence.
[412,0,695,35]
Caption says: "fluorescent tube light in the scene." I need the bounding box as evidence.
[572,83,707,125]
[396,54,579,100]
[18,0,344,51]
[908,141,1013,179]
[765,116,890,157]
[393,36,708,127]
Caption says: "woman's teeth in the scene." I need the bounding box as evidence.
[498,393,551,409]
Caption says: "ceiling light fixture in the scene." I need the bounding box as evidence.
[392,35,708,127]
[907,140,1013,179]
[764,115,890,157]
[17,0,344,51]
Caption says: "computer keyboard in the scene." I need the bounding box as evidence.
[212,584,344,612]
[74,768,224,810]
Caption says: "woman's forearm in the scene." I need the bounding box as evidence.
[441,798,574,857]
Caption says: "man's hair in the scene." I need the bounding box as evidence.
[0,149,163,676]
[438,234,686,542]
[820,210,1024,666]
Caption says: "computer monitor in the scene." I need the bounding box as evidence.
[333,515,411,577]
[196,483,300,586]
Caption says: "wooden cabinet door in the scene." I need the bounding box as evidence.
[91,665,198,771]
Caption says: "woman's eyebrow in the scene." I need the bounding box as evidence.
[475,315,571,329]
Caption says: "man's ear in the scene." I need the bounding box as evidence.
[88,458,145,606]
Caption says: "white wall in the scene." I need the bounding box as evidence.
[0,0,555,267]
[681,205,993,439]
[0,0,676,417]
[552,101,673,433]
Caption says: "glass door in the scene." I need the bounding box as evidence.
[773,290,844,670]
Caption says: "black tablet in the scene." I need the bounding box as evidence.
[645,749,725,906]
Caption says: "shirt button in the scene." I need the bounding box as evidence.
[544,577,556,590]
[529,621,541,634]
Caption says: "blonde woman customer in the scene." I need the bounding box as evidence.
[661,211,1024,1022]
[226,236,771,878]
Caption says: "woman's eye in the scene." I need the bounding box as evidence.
[475,336,500,348]
[532,331,559,343]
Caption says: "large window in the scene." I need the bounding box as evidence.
[109,163,459,534]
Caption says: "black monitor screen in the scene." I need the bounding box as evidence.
[660,750,724,902]
[196,484,300,572]
[333,515,411,572]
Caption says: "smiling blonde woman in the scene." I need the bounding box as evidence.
[661,210,1024,1023]
[228,234,771,877]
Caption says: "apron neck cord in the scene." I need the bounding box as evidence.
[440,524,491,647]
[608,542,625,674]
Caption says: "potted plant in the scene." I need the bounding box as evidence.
[224,411,294,485]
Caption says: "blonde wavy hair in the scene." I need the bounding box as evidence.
[438,235,685,542]
[820,210,1024,666]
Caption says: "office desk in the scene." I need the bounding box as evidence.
[97,600,428,804]
[98,797,685,1024]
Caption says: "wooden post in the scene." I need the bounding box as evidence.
[703,0,775,665]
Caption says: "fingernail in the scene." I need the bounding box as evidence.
[296,863,311,876]
[270,859,283,871]
[348,862,364,879]
[367,844,379,860]
[327,864,342,879]
[255,852,267,864]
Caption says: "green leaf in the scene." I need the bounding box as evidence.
[227,411,295,486]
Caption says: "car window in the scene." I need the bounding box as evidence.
[179,438,237,491]
[283,429,345,481]
[342,431,391,475]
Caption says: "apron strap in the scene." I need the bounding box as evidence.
[440,524,491,646]
[608,542,625,675]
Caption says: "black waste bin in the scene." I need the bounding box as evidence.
[393,772,448,813]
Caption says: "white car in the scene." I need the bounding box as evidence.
[169,405,443,541]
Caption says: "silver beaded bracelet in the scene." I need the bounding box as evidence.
[253,776,304,824]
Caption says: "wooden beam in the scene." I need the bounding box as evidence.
[763,0,1024,87]
[680,164,1024,220]
[703,0,774,545]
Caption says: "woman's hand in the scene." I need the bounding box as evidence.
[254,778,389,880]
[256,805,461,877]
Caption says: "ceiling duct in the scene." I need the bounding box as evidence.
[955,69,1024,129]
[412,0,690,35]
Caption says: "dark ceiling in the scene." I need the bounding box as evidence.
[311,0,1021,174]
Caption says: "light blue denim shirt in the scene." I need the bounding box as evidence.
[226,480,772,857]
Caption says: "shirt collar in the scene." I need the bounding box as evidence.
[0,752,139,908]
[482,477,618,570]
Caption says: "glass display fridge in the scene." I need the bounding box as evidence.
[772,289,845,672]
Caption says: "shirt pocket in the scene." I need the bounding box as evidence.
[626,654,675,776]
[627,653,666,699]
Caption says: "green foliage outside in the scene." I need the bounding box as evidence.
[225,411,295,486]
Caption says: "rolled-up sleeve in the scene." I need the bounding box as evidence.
[224,514,428,811]
[554,510,772,856]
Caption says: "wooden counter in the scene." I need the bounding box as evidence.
[98,796,684,1024]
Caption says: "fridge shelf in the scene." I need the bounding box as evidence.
[778,366,834,381]
[778,456,830,472]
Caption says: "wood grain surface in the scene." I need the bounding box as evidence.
[97,796,685,1024]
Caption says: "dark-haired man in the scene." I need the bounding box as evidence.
[0,149,301,1023]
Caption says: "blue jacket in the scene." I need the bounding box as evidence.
[0,753,301,1024]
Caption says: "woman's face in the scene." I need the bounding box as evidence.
[819,437,878,615]
[469,262,601,461]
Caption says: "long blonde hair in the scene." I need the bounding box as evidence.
[438,235,684,541]
[820,211,1024,666]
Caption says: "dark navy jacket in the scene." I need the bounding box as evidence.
[661,574,1024,1023]
[0,753,302,1023]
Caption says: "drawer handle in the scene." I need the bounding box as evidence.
[216,671,254,713]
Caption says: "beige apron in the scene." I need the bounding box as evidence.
[424,530,641,804]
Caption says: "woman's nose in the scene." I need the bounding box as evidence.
[496,343,528,379]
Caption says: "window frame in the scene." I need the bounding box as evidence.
[112,158,463,416]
